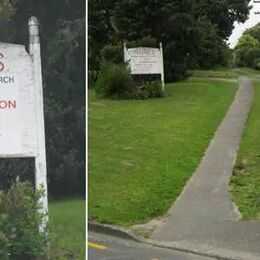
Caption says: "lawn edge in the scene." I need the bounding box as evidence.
[88,221,144,242]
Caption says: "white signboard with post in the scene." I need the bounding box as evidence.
[0,17,48,233]
[124,42,165,90]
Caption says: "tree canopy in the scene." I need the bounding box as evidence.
[234,22,260,68]
[89,0,251,80]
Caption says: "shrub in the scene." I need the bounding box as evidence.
[101,44,124,64]
[95,62,135,99]
[244,48,260,67]
[253,57,260,70]
[0,180,47,259]
[136,80,164,99]
[88,70,99,89]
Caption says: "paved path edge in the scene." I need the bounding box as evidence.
[88,221,144,243]
[89,220,260,260]
[146,239,260,260]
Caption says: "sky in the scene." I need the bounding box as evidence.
[228,0,260,48]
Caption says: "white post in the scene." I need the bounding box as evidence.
[28,16,48,233]
[123,41,127,63]
[159,42,165,91]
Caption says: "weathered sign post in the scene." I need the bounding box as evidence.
[29,16,48,233]
[124,42,165,90]
[0,16,48,232]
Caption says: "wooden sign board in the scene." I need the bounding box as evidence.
[125,47,162,75]
[0,43,37,157]
[123,43,165,90]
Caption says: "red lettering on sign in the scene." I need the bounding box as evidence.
[0,100,16,109]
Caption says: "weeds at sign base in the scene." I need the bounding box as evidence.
[0,179,47,259]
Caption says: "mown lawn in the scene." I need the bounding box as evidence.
[189,67,259,79]
[89,79,237,226]
[49,200,85,259]
[230,82,260,220]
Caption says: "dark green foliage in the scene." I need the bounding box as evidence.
[253,58,260,70]
[127,36,158,48]
[89,0,251,80]
[88,70,99,89]
[0,180,47,259]
[135,80,164,99]
[95,62,164,100]
[245,48,260,67]
[101,44,123,64]
[96,62,135,99]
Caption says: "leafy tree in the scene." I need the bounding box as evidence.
[88,0,117,72]
[244,22,260,43]
[234,34,260,66]
[89,0,251,79]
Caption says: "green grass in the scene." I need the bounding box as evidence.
[89,79,237,226]
[49,200,85,259]
[230,82,260,220]
[189,67,260,80]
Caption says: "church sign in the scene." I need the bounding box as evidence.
[124,42,165,90]
[0,17,48,233]
[0,44,37,157]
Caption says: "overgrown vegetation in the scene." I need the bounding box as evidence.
[95,62,135,99]
[89,0,251,81]
[89,79,237,226]
[231,82,260,220]
[95,62,164,100]
[0,180,47,259]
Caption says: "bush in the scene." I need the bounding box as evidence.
[0,180,47,259]
[244,48,260,67]
[88,70,99,89]
[135,80,164,99]
[253,57,260,70]
[95,62,135,99]
[101,44,124,64]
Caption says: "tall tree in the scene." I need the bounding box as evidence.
[89,0,252,79]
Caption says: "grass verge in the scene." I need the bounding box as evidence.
[230,82,260,220]
[189,67,259,80]
[89,79,237,226]
[49,200,85,259]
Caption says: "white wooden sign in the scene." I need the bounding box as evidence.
[0,43,37,157]
[124,43,165,90]
[125,47,162,74]
[0,17,48,233]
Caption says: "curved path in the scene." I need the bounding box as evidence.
[150,77,260,260]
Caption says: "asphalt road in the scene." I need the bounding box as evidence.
[88,232,216,260]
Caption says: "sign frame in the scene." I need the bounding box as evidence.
[124,42,165,91]
[0,17,48,234]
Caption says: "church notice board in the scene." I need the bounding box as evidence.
[0,43,37,157]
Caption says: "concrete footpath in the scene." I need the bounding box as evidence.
[150,77,260,260]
